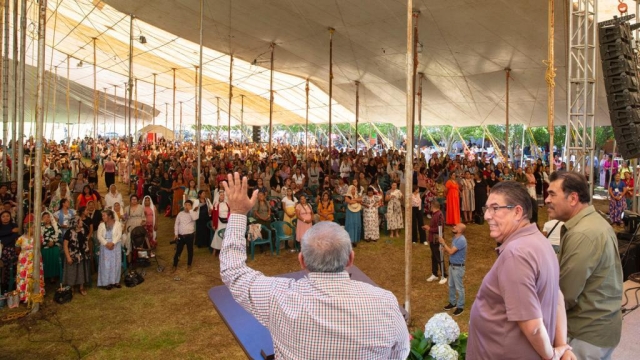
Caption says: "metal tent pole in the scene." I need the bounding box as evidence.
[240,94,244,143]
[66,55,70,145]
[134,78,138,138]
[228,55,233,142]
[50,67,57,140]
[103,88,107,136]
[31,0,48,314]
[328,28,335,177]
[305,79,309,158]
[152,73,156,125]
[16,0,27,228]
[547,0,556,171]
[127,14,134,147]
[1,0,8,181]
[505,68,510,165]
[194,65,198,142]
[417,72,424,147]
[197,0,204,184]
[93,37,97,156]
[354,81,359,151]
[172,68,176,139]
[10,0,16,181]
[268,43,275,151]
[403,0,415,322]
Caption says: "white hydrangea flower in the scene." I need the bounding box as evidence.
[424,312,460,345]
[429,343,459,360]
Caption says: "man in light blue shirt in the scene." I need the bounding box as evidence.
[439,223,467,316]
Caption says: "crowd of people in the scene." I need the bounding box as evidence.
[0,133,632,360]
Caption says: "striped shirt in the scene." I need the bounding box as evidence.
[220,214,409,359]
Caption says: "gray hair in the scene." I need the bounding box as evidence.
[300,222,352,273]
[490,181,532,221]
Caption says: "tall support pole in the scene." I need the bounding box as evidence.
[268,43,275,151]
[134,78,138,136]
[16,0,27,228]
[566,0,596,196]
[354,81,360,151]
[228,54,233,142]
[127,14,134,148]
[521,124,526,166]
[164,103,168,128]
[305,79,310,158]
[152,73,156,125]
[328,28,334,177]
[410,11,420,147]
[505,68,510,165]
[77,101,81,139]
[172,68,176,138]
[66,55,70,145]
[634,0,640,212]
[194,65,198,141]
[50,67,57,140]
[546,0,556,171]
[113,85,117,134]
[10,0,17,181]
[197,0,204,183]
[403,0,415,321]
[240,95,244,143]
[417,73,424,147]
[1,0,8,181]
[103,88,107,136]
[92,37,97,156]
[216,97,220,136]
[31,0,48,314]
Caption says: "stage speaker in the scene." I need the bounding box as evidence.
[617,236,640,281]
[252,126,261,143]
[599,19,640,159]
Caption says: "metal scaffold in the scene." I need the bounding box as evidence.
[565,0,597,195]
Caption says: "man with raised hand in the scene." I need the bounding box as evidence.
[220,172,409,360]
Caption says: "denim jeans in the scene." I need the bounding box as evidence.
[448,265,465,309]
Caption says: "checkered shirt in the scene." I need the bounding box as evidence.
[220,214,410,360]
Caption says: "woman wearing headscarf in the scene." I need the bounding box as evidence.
[0,210,19,290]
[104,184,123,209]
[211,191,229,255]
[111,202,125,224]
[16,218,45,302]
[49,182,73,213]
[54,199,76,238]
[42,211,61,248]
[142,195,157,248]
[97,210,123,290]
[63,216,91,296]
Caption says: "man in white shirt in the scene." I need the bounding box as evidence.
[542,219,564,254]
[172,200,199,273]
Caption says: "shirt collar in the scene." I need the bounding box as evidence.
[562,205,595,231]
[497,222,540,255]
[307,271,351,282]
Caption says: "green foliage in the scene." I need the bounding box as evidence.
[407,329,467,360]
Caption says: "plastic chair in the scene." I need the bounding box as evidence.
[247,224,273,260]
[270,221,296,255]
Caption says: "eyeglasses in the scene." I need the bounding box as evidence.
[482,205,516,215]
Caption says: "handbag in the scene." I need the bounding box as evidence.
[124,269,145,287]
[54,285,73,304]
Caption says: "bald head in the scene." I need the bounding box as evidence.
[453,223,466,235]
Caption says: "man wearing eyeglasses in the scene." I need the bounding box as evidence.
[547,171,622,360]
[467,181,573,360]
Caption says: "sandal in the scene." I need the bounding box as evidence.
[113,283,121,289]
[79,288,87,296]
[105,285,112,290]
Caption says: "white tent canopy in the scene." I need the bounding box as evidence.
[2,0,630,132]
[138,124,174,140]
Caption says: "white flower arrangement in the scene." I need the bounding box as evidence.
[429,343,459,360]
[424,312,461,345]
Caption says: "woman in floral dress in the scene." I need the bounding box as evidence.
[16,221,45,303]
[63,217,90,295]
[385,182,403,238]
[362,187,381,242]
[42,211,61,248]
[460,171,475,223]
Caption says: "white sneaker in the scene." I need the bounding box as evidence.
[439,277,448,285]
[427,275,438,282]
[424,242,429,246]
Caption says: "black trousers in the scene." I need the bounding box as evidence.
[105,172,115,189]
[429,242,447,278]
[173,233,194,267]
[412,207,426,244]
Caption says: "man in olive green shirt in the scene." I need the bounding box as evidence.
[547,172,622,360]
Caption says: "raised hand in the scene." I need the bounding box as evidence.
[223,172,258,216]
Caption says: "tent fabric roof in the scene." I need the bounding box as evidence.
[14,0,627,129]
[138,124,174,140]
